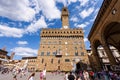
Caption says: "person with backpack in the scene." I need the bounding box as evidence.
[68,72,75,80]
[89,71,94,80]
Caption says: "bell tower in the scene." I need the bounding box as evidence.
[61,7,69,29]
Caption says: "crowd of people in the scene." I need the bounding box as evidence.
[64,70,120,80]
[27,69,120,80]
[0,65,10,74]
[1,65,120,80]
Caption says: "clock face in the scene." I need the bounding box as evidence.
[64,26,68,29]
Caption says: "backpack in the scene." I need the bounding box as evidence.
[89,71,94,76]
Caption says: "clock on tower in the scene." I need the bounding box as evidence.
[64,26,68,29]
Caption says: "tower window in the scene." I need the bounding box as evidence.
[81,52,84,56]
[47,52,50,56]
[64,9,66,11]
[58,59,60,64]
[53,52,56,56]
[75,52,78,56]
[42,59,44,63]
[51,59,53,64]
[65,59,70,62]
[41,52,44,56]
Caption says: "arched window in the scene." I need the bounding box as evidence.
[51,59,53,64]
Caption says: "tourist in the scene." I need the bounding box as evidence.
[83,70,90,80]
[76,76,81,80]
[13,75,17,80]
[68,72,75,80]
[79,71,84,80]
[28,72,35,80]
[43,69,46,80]
[89,70,94,80]
[40,71,43,80]
[64,72,68,80]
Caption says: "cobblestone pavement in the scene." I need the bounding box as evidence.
[0,72,65,80]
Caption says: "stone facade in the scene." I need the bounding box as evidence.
[0,48,9,64]
[37,7,89,71]
[87,46,120,71]
[88,0,120,71]
[17,57,37,72]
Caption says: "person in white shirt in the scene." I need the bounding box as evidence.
[83,70,90,80]
[28,73,35,80]
[64,72,68,80]
[43,69,46,79]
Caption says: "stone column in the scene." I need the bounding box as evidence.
[102,42,117,65]
[91,44,102,71]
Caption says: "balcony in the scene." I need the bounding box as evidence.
[55,53,62,57]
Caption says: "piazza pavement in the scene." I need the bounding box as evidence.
[0,72,65,80]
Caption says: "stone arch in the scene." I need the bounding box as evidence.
[91,39,103,70]
[93,39,102,49]
[101,21,120,53]
[75,61,88,73]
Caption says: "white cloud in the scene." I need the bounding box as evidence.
[56,0,77,6]
[26,16,47,33]
[0,16,47,37]
[84,37,88,42]
[0,25,24,38]
[67,0,77,5]
[17,41,28,45]
[79,0,89,6]
[11,47,37,57]
[76,22,89,28]
[0,0,36,22]
[70,16,78,22]
[37,0,61,19]
[79,7,94,19]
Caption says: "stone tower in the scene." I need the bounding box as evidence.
[61,7,69,29]
[37,7,89,71]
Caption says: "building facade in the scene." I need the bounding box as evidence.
[87,46,120,71]
[0,49,8,64]
[17,57,37,72]
[37,7,89,71]
[88,0,120,71]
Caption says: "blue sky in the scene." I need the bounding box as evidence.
[0,0,103,60]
